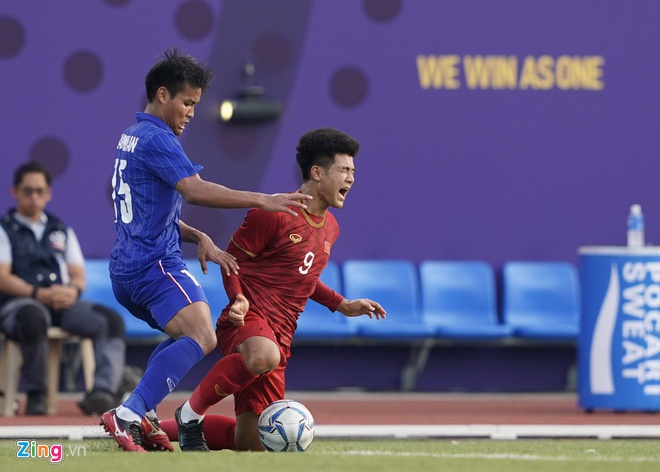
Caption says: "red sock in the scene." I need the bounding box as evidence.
[161,418,178,442]
[189,352,257,415]
[161,416,236,450]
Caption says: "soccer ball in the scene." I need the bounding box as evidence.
[258,399,315,452]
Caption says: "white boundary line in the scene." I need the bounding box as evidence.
[318,424,660,439]
[2,424,660,440]
[324,450,660,463]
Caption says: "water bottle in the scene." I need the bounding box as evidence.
[627,204,645,247]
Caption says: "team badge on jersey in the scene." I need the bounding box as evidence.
[289,234,302,243]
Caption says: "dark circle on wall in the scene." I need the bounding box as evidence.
[0,17,25,58]
[64,51,104,92]
[252,32,292,75]
[176,1,214,40]
[103,0,132,6]
[330,67,369,108]
[363,0,402,22]
[29,137,69,179]
[217,126,260,160]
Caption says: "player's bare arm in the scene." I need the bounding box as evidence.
[180,220,239,276]
[336,298,386,320]
[175,174,312,217]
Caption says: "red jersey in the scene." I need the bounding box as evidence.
[218,206,343,347]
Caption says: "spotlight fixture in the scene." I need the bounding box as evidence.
[219,63,281,123]
[220,86,281,123]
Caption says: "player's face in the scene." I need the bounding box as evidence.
[12,172,52,220]
[162,84,202,136]
[320,153,355,209]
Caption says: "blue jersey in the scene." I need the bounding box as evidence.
[109,112,202,281]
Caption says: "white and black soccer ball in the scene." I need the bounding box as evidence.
[258,399,315,452]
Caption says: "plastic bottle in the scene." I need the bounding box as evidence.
[627,204,645,248]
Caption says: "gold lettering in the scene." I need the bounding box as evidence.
[555,56,578,90]
[519,56,538,90]
[416,55,461,89]
[584,56,604,90]
[493,56,517,89]
[536,55,554,90]
[555,56,606,91]
[418,54,604,91]
[464,56,517,89]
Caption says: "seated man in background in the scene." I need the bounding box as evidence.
[0,161,127,415]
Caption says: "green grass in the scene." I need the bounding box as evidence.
[1,438,659,472]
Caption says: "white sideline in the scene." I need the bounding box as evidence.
[327,450,660,463]
[1,424,660,440]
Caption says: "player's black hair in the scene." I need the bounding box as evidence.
[295,127,360,181]
[13,161,52,187]
[145,48,214,102]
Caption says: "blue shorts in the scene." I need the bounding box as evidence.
[112,259,208,331]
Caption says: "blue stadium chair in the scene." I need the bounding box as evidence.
[502,261,580,341]
[183,259,229,325]
[82,259,165,341]
[341,260,433,340]
[294,261,358,341]
[419,261,513,340]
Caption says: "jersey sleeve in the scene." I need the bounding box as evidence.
[310,280,344,312]
[229,209,280,258]
[222,269,243,302]
[142,133,202,187]
[221,209,281,302]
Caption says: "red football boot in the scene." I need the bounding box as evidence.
[140,415,174,452]
[100,409,146,452]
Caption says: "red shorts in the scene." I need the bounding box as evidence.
[216,312,291,416]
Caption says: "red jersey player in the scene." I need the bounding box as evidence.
[159,127,386,451]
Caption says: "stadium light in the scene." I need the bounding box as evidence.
[219,64,281,123]
[220,86,281,123]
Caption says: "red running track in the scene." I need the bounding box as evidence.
[1,392,658,427]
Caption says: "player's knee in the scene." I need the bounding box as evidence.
[244,349,280,375]
[234,441,264,452]
[197,330,217,355]
[233,432,264,452]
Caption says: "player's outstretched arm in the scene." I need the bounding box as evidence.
[180,220,239,276]
[176,174,312,217]
[336,298,386,320]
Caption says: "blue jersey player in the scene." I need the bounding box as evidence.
[100,48,311,452]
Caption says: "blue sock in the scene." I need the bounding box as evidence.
[146,337,176,369]
[123,336,204,417]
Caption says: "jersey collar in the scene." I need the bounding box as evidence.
[135,112,174,135]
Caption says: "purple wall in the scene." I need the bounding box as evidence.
[3,0,660,270]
